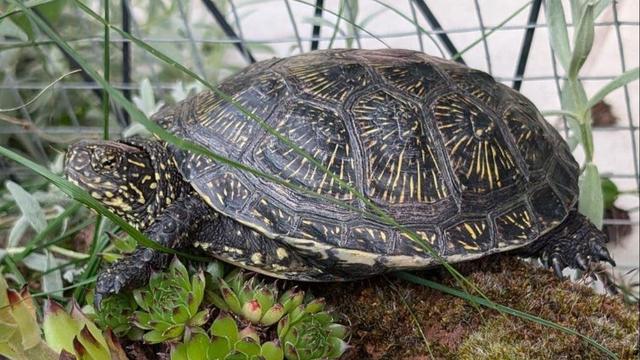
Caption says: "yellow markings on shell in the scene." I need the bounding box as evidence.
[149,182,158,190]
[250,253,264,264]
[276,247,289,259]
[223,246,244,255]
[464,222,477,240]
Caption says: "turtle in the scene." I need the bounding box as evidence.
[64,49,615,303]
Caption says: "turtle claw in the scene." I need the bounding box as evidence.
[551,255,565,278]
[575,254,589,271]
[593,244,616,266]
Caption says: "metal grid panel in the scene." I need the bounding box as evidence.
[1,0,638,268]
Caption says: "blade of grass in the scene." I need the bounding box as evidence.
[452,1,531,61]
[370,0,446,58]
[293,0,391,48]
[395,271,616,359]
[0,70,80,112]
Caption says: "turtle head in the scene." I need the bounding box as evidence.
[64,137,181,228]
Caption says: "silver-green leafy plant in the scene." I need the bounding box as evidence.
[277,298,349,360]
[132,257,209,343]
[546,0,639,228]
[209,269,304,327]
[171,312,284,360]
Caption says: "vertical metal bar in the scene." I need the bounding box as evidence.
[512,0,542,90]
[412,0,465,64]
[472,0,492,74]
[284,0,304,53]
[310,0,324,51]
[121,0,132,126]
[201,0,256,63]
[611,2,640,189]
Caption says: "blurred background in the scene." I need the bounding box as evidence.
[0,0,638,295]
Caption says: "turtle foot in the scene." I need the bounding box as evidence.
[94,248,169,308]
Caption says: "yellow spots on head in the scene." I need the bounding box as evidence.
[91,191,102,200]
[103,197,132,212]
[276,247,289,260]
[104,191,114,198]
[127,159,146,168]
[141,175,152,184]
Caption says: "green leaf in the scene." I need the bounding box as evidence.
[8,216,30,248]
[261,341,284,360]
[546,0,572,71]
[5,181,47,233]
[0,18,28,41]
[210,312,239,343]
[593,0,612,18]
[579,163,604,229]
[568,2,595,78]
[601,177,619,209]
[41,252,63,298]
[585,67,640,111]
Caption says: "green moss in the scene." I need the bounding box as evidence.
[307,256,638,359]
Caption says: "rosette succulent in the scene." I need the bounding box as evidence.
[277,299,348,360]
[171,312,283,360]
[132,257,209,343]
[210,270,303,326]
[93,292,139,338]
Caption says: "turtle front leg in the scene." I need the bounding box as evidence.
[519,211,615,277]
[95,195,214,305]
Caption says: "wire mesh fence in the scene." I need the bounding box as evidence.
[0,0,638,270]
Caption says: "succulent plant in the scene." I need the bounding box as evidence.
[277,299,349,360]
[92,291,139,338]
[210,269,304,327]
[42,299,127,360]
[132,257,209,343]
[171,312,284,360]
[0,276,58,360]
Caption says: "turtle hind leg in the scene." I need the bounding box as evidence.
[519,211,615,278]
[95,195,214,306]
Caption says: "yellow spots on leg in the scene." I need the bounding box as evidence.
[250,253,264,265]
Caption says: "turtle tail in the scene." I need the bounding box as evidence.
[518,210,615,277]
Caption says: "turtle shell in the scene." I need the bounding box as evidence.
[156,49,579,273]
